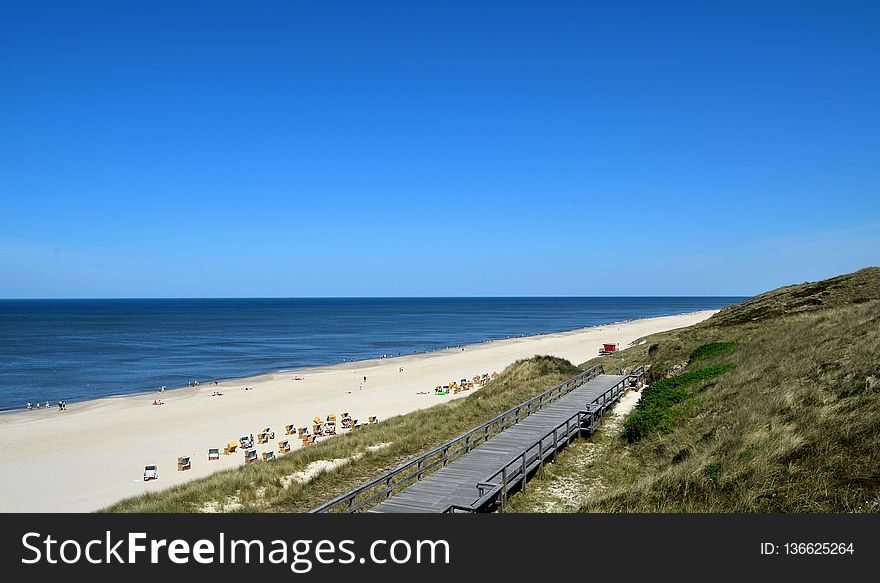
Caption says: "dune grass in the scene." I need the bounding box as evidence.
[104,355,581,512]
[508,267,880,512]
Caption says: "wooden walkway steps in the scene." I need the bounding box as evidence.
[370,374,628,513]
[311,364,643,513]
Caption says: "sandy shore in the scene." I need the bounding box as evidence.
[0,310,715,512]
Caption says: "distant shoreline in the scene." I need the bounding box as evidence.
[0,302,737,413]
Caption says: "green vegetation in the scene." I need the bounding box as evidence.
[105,355,581,512]
[689,341,736,363]
[623,364,735,443]
[510,266,880,512]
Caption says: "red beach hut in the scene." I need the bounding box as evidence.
[599,343,618,355]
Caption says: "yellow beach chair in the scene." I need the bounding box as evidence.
[278,440,291,454]
[224,441,238,455]
[368,416,378,424]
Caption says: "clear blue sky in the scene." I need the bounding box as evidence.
[1,1,878,298]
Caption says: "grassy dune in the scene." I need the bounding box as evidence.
[510,267,880,512]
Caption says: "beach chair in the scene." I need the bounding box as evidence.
[368,416,378,424]
[244,448,258,463]
[285,424,296,435]
[312,416,322,426]
[257,432,270,445]
[261,427,275,439]
[300,435,316,447]
[312,423,324,436]
[454,387,462,394]
[208,448,220,461]
[177,456,191,471]
[262,451,275,462]
[491,371,498,379]
[143,465,158,481]
[239,435,253,449]
[224,441,238,455]
[278,440,291,454]
[298,427,309,438]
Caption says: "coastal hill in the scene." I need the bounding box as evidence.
[510,266,880,512]
[107,267,879,513]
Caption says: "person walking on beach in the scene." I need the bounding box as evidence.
[26,402,32,410]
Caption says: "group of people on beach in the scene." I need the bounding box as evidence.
[25,400,66,411]
[186,379,221,387]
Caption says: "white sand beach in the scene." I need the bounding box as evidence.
[0,310,714,512]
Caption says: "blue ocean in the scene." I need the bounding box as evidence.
[0,297,744,410]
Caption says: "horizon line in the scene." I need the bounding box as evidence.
[0,294,752,301]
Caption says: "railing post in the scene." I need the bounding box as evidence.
[385,477,392,499]
[501,467,508,511]
[521,455,527,492]
[417,459,423,480]
[538,440,544,471]
[553,427,558,461]
[443,446,450,467]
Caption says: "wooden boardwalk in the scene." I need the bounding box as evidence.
[369,374,628,513]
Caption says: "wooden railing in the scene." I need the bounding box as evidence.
[310,364,606,513]
[444,368,643,512]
